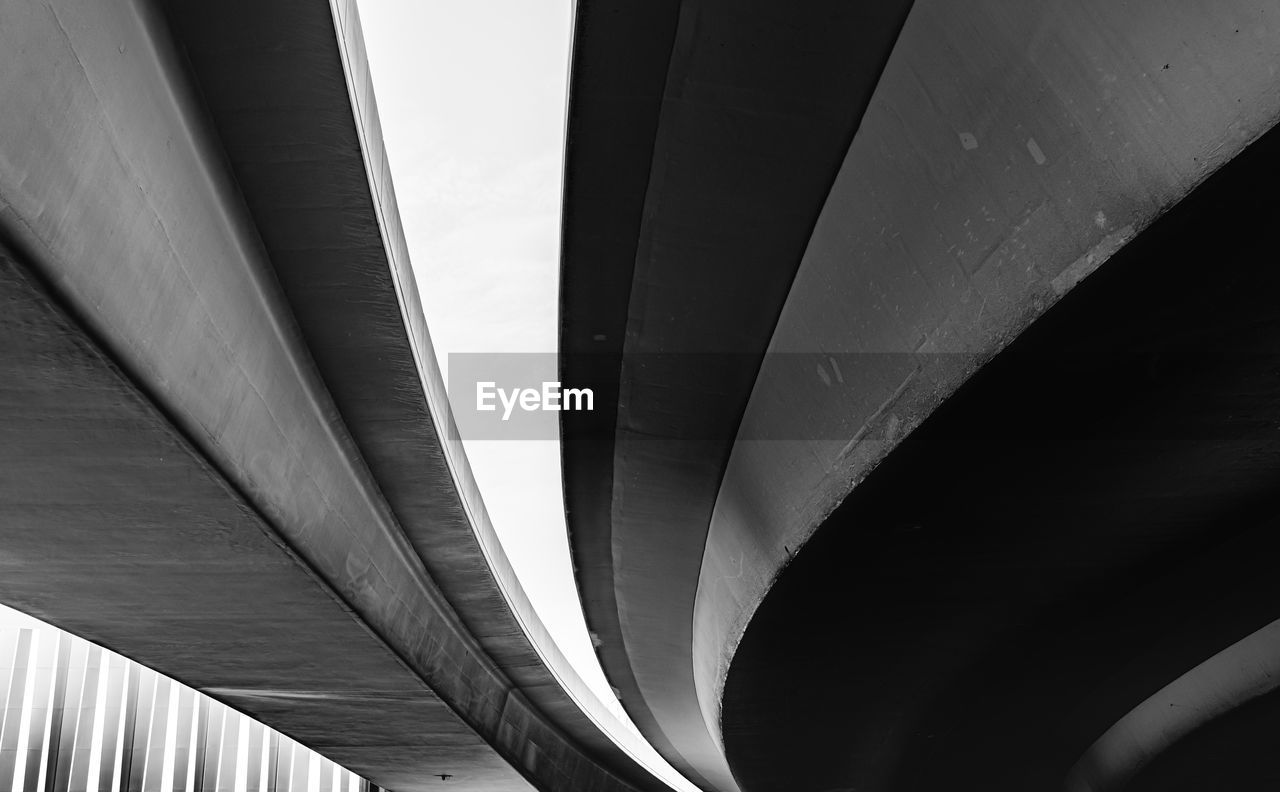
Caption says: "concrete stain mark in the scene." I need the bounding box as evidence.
[828,356,844,384]
[959,132,979,150]
[1052,224,1136,295]
[1095,210,1108,229]
[721,554,744,583]
[884,413,902,445]
[1027,137,1048,165]
[817,362,831,386]
[836,366,921,468]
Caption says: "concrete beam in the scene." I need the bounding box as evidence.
[159,2,673,788]
[560,2,913,788]
[719,110,1280,791]
[0,1,664,790]
[563,1,1280,790]
[698,0,1280,771]
[1067,619,1280,792]
[0,243,521,791]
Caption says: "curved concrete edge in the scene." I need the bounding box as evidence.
[0,2,531,788]
[0,243,525,792]
[557,0,695,785]
[0,1,654,790]
[322,3,687,789]
[695,0,1280,768]
[560,2,914,789]
[323,0,592,734]
[1065,618,1280,792]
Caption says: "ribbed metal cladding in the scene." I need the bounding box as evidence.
[0,609,384,792]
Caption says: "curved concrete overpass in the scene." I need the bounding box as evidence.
[723,123,1280,789]
[560,1,1280,790]
[0,1,673,791]
[560,1,914,787]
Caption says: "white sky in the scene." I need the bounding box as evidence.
[352,5,697,789]
[353,0,581,669]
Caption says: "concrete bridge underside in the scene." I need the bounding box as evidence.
[723,120,1280,792]
[0,2,667,791]
[560,1,1280,790]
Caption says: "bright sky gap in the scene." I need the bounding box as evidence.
[352,3,699,791]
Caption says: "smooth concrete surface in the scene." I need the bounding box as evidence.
[0,245,522,792]
[0,1,664,790]
[699,1,1280,749]
[558,0,685,783]
[1066,619,1280,792]
[559,2,914,789]
[720,122,1280,790]
[159,1,675,788]
[1119,690,1280,792]
[560,2,1280,790]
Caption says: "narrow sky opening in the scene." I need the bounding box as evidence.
[352,6,699,789]
[350,0,588,680]
[352,0,585,673]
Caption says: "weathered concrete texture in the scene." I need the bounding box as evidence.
[697,0,1280,762]
[0,246,520,792]
[158,1,672,788]
[560,2,914,789]
[0,1,658,790]
[564,1,1280,790]
[720,121,1280,791]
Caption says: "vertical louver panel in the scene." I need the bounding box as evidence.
[0,609,379,792]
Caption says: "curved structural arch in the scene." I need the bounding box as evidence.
[696,0,1280,734]
[1066,619,1280,792]
[561,1,1280,790]
[0,1,679,790]
[560,1,914,788]
[720,110,1280,791]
